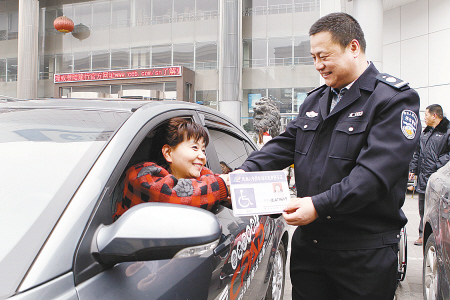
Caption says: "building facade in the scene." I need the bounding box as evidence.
[1,0,449,128]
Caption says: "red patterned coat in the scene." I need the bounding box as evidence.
[113,162,229,220]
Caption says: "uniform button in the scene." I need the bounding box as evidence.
[313,239,318,244]
[397,235,400,238]
[327,216,331,219]
[348,127,354,132]
[304,124,308,129]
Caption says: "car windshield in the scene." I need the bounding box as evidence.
[0,107,130,292]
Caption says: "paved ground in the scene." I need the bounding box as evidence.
[283,192,424,300]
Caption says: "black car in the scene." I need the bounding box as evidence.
[0,99,288,300]
[422,161,450,300]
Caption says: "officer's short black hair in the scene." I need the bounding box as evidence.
[309,12,366,53]
[426,104,443,119]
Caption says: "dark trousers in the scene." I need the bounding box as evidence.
[290,232,398,300]
[418,192,425,237]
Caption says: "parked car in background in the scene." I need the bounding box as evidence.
[422,161,450,300]
[0,99,288,300]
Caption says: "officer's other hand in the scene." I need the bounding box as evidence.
[282,197,318,226]
[408,172,415,180]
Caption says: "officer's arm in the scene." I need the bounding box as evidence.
[312,89,421,218]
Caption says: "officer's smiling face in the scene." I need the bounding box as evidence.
[310,31,360,90]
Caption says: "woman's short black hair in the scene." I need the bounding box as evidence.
[150,117,209,169]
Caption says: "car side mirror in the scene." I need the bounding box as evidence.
[91,203,222,266]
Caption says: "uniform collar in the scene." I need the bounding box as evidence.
[318,62,380,119]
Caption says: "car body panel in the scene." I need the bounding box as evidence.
[423,161,450,299]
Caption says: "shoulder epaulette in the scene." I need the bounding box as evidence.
[376,73,409,90]
[307,84,327,95]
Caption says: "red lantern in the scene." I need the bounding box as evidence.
[54,16,74,34]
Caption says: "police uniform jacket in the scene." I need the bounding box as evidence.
[240,63,421,249]
[410,117,450,193]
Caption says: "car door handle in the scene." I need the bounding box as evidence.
[214,234,232,256]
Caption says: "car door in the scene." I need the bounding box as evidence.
[438,167,450,286]
[200,112,278,300]
[73,109,222,300]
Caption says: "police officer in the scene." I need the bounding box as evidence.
[236,13,420,299]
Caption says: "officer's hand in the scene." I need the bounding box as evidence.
[282,197,318,226]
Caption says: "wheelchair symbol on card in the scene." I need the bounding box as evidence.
[234,188,256,209]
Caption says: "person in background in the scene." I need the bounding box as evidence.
[220,161,233,174]
[257,126,272,149]
[409,104,450,246]
[113,117,229,220]
[230,12,420,299]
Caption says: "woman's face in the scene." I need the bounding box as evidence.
[163,137,207,179]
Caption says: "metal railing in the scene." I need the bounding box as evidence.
[244,1,318,16]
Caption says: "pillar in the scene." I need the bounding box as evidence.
[218,0,242,124]
[17,0,39,99]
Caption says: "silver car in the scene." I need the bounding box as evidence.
[422,161,450,300]
[0,99,288,300]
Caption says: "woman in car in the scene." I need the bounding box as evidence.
[113,117,230,220]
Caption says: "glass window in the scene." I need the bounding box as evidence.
[243,0,267,16]
[173,43,194,69]
[73,3,92,28]
[92,1,110,30]
[294,36,313,65]
[164,82,176,91]
[0,59,6,82]
[7,58,17,82]
[195,42,217,70]
[174,0,194,22]
[294,0,319,12]
[268,88,292,113]
[131,47,150,68]
[8,12,18,40]
[196,0,218,20]
[151,45,172,67]
[294,87,313,112]
[39,55,54,80]
[74,51,91,72]
[208,129,249,171]
[111,49,129,69]
[134,0,151,25]
[243,39,266,68]
[196,90,218,110]
[92,51,110,71]
[152,0,172,24]
[268,37,292,66]
[268,0,292,14]
[56,53,73,73]
[44,9,57,33]
[112,0,130,28]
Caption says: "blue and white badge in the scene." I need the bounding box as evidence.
[401,110,418,139]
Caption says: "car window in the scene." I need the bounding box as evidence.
[207,128,249,171]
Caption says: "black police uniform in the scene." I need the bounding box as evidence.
[239,63,421,299]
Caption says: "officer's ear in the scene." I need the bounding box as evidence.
[348,39,361,57]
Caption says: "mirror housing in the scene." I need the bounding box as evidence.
[92,203,222,266]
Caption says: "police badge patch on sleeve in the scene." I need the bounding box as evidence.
[401,110,418,139]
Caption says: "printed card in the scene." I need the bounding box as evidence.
[230,171,291,216]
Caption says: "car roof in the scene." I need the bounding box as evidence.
[0,98,153,112]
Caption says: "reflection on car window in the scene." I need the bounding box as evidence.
[208,128,248,171]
